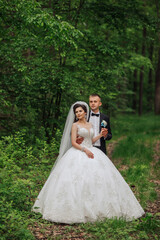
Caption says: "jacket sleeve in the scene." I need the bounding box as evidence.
[105,116,112,141]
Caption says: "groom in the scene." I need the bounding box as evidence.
[77,94,112,154]
[88,94,112,154]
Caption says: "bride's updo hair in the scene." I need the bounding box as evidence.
[73,103,87,122]
[73,103,87,114]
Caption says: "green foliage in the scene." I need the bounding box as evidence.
[137,213,160,233]
[111,114,160,138]
[0,0,84,139]
[0,198,34,240]
[0,128,59,239]
[1,0,157,140]
[80,214,160,240]
[112,136,153,162]
[111,114,160,206]
[0,0,159,238]
[0,114,159,239]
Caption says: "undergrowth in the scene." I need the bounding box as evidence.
[0,114,160,239]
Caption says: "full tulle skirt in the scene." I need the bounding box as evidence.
[32,147,144,223]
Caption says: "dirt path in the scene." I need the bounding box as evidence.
[109,138,160,217]
[146,140,160,216]
[29,139,160,240]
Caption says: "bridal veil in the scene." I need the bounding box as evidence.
[51,101,89,171]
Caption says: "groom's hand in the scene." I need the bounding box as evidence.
[102,128,108,138]
[76,136,84,144]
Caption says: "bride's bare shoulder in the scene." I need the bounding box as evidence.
[72,122,78,127]
[71,123,78,133]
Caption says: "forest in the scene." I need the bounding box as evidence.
[0,0,160,239]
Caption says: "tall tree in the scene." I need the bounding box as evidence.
[0,0,155,140]
[155,0,160,114]
[147,43,154,111]
[139,27,146,116]
[132,46,139,112]
[155,48,160,114]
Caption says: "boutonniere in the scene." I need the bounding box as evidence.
[101,120,107,128]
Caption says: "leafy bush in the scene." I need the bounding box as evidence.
[0,115,159,239]
[137,213,160,233]
[0,128,60,239]
[0,198,34,240]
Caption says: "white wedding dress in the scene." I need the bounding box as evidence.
[32,125,145,223]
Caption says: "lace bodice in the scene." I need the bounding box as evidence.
[77,125,94,148]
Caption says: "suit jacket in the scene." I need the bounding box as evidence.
[89,112,112,154]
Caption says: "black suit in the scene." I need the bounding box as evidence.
[89,112,112,154]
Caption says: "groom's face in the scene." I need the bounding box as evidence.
[89,96,102,112]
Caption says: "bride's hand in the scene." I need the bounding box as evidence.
[84,148,94,159]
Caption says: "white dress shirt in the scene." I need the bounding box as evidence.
[89,111,100,147]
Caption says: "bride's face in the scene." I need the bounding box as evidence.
[75,107,86,120]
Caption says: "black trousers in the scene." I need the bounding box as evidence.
[94,145,106,154]
[94,146,101,150]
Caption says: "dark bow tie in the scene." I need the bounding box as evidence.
[91,113,100,117]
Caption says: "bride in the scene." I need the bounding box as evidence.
[32,101,145,223]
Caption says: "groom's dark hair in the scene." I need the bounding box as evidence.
[89,94,101,100]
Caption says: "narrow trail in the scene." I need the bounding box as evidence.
[146,140,160,216]
[29,138,160,240]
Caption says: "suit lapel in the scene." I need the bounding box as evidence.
[88,110,91,121]
[99,112,103,132]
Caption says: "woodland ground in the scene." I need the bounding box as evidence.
[0,114,160,240]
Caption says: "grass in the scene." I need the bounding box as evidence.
[1,114,160,239]
[28,114,160,239]
[80,214,160,240]
[50,114,160,240]
[111,114,160,139]
[110,114,160,209]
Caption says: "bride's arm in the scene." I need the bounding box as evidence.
[92,131,103,144]
[71,124,84,151]
[71,124,94,158]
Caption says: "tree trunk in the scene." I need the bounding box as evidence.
[52,88,62,136]
[138,27,146,116]
[155,48,160,114]
[155,0,160,114]
[147,44,154,111]
[132,69,138,112]
[132,46,138,112]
